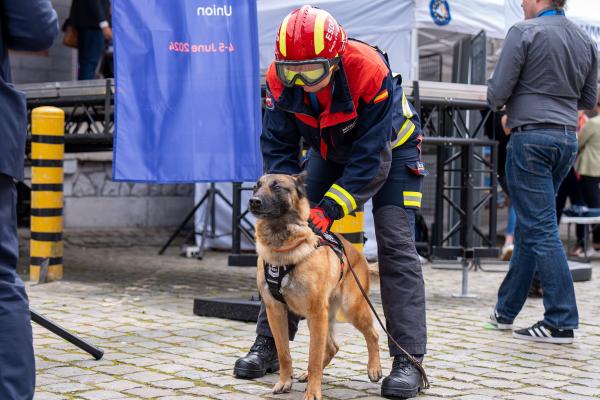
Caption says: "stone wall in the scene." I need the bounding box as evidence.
[26,152,195,228]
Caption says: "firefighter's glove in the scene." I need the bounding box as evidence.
[308,207,332,234]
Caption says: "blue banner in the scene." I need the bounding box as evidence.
[113,0,262,182]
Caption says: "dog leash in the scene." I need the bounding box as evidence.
[321,232,430,389]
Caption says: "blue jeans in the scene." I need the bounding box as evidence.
[77,28,104,80]
[496,129,579,330]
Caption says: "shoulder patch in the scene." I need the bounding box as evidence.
[373,89,389,104]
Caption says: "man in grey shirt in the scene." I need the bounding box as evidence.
[487,0,597,344]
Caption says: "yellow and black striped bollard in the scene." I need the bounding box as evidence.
[331,206,364,323]
[331,205,364,253]
[30,106,64,282]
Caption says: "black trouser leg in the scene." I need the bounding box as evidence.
[580,175,600,244]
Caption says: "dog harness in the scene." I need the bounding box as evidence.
[264,232,345,304]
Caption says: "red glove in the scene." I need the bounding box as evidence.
[309,207,332,234]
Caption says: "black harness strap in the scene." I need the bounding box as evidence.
[264,263,294,304]
[264,233,346,305]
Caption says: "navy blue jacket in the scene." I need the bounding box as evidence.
[0,1,58,180]
[261,40,420,219]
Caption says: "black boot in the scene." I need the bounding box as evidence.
[233,335,279,379]
[381,355,423,399]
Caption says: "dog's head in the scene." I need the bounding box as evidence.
[249,173,308,220]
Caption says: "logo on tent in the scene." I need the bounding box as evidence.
[430,0,451,26]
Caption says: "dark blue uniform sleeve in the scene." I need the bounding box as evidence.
[320,76,394,219]
[260,87,302,175]
[3,0,58,52]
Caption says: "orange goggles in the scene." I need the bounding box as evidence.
[275,57,339,88]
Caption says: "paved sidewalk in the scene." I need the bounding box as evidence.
[19,229,600,400]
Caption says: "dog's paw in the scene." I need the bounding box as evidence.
[303,389,322,400]
[272,379,293,394]
[297,371,308,383]
[368,364,382,383]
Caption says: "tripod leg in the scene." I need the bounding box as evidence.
[30,310,104,360]
[197,187,216,260]
[158,192,209,255]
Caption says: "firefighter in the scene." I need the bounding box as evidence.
[234,6,427,399]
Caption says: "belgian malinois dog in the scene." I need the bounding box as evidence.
[249,173,382,400]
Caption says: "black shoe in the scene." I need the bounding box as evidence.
[381,355,423,399]
[513,321,574,344]
[233,335,279,379]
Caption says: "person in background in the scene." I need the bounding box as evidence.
[0,1,58,398]
[487,0,597,344]
[68,0,111,80]
[575,92,600,253]
[498,114,516,261]
[556,111,589,257]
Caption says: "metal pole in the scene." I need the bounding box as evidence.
[454,143,477,298]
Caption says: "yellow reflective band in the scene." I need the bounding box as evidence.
[324,191,349,215]
[279,14,291,57]
[403,191,422,208]
[325,184,358,216]
[332,184,357,210]
[314,10,327,55]
[392,120,416,149]
[402,92,413,118]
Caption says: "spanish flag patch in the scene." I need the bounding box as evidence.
[373,89,389,104]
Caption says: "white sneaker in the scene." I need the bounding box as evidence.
[489,309,513,330]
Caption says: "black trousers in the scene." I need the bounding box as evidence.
[0,174,35,399]
[556,168,585,247]
[580,175,600,244]
[256,145,427,356]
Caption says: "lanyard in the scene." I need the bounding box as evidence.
[308,93,320,115]
[307,83,335,116]
[537,8,565,17]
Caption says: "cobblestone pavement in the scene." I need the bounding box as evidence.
[18,229,600,400]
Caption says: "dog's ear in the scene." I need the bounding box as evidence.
[292,171,307,199]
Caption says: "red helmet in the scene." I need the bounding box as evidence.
[275,5,347,61]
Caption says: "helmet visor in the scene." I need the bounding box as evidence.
[275,58,338,87]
